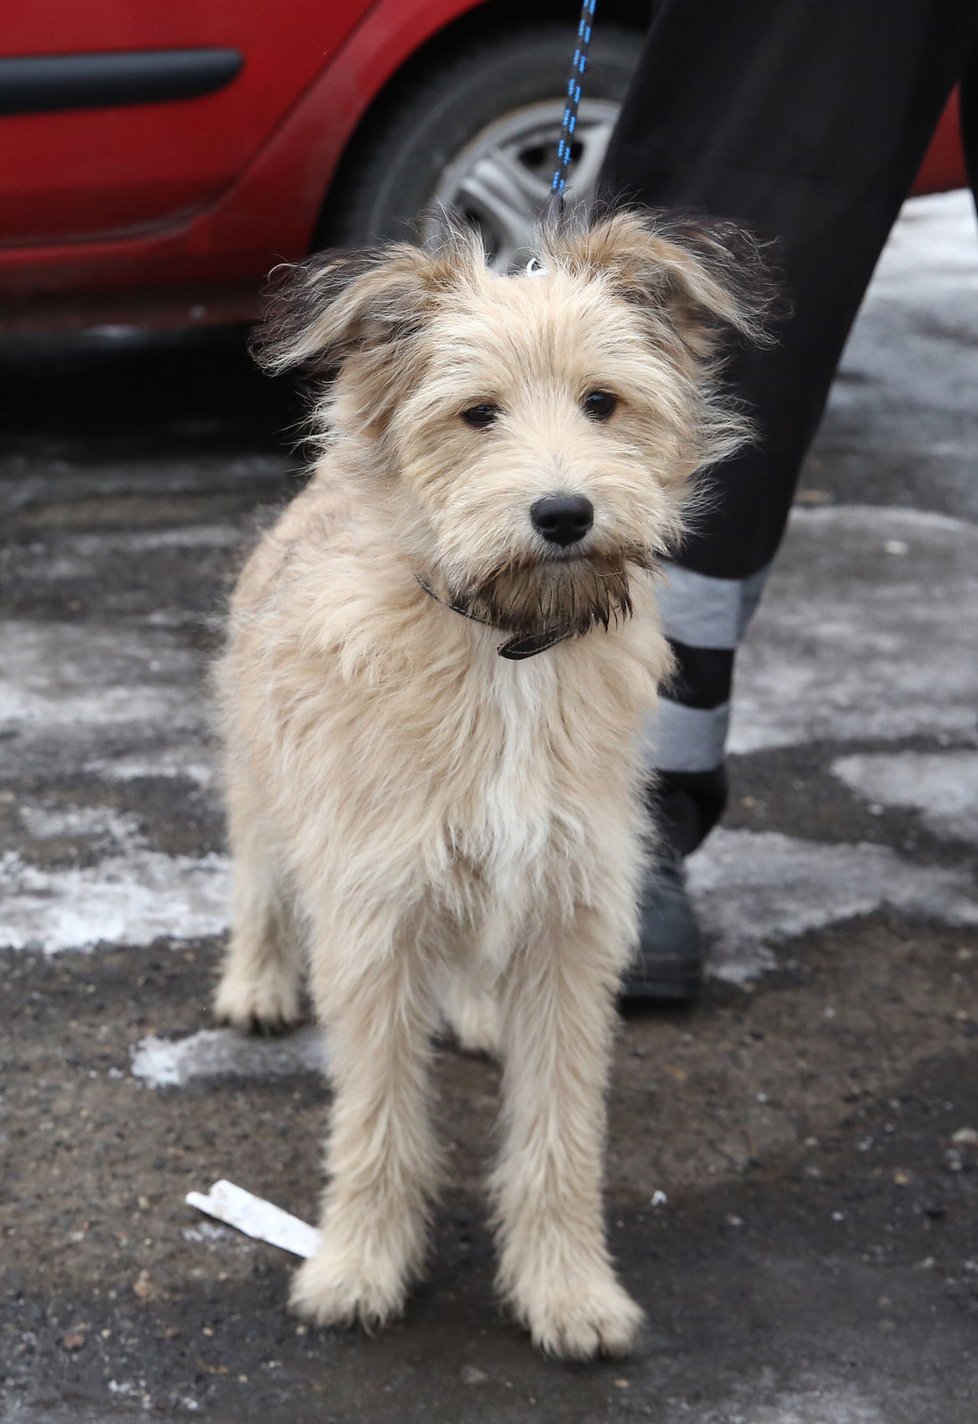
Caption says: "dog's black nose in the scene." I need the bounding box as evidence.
[530,494,594,546]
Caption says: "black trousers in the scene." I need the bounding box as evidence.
[599,0,978,854]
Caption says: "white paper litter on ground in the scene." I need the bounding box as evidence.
[185,1179,321,1259]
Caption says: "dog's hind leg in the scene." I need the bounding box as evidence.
[441,956,502,1058]
[214,775,302,1033]
[291,903,443,1330]
[491,903,643,1360]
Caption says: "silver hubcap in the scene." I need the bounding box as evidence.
[427,99,620,270]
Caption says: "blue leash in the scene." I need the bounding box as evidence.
[550,0,598,207]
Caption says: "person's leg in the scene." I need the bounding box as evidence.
[602,0,978,996]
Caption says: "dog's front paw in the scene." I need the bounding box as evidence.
[290,1242,407,1331]
[213,962,301,1034]
[515,1273,644,1361]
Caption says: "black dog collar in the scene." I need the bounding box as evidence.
[415,575,573,661]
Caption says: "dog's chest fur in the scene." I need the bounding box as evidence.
[371,626,656,949]
[224,479,668,933]
[445,652,586,871]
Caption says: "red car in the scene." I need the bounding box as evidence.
[0,1,966,331]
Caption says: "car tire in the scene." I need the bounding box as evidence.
[319,23,641,265]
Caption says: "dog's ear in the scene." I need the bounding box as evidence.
[250,243,447,376]
[546,210,775,366]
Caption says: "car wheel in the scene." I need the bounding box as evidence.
[321,24,641,269]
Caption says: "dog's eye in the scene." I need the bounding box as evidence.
[461,404,500,429]
[582,391,617,422]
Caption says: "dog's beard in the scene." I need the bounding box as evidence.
[450,548,652,640]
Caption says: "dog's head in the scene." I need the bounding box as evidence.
[253,211,772,640]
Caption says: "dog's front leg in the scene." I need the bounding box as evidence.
[291,908,441,1331]
[492,905,643,1360]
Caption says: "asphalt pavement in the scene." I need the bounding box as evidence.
[1,192,977,1423]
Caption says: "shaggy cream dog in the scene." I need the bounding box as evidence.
[213,212,765,1359]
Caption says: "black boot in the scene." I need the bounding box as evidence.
[620,843,704,1004]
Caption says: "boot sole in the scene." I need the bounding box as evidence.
[619,966,703,1005]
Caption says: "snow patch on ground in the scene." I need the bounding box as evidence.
[19,523,242,582]
[832,749,978,844]
[19,803,144,843]
[824,190,978,477]
[691,828,978,983]
[85,745,217,788]
[876,189,978,290]
[131,1026,326,1088]
[1,798,229,954]
[730,506,978,753]
[691,1380,886,1424]
[0,846,229,953]
[0,620,203,736]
